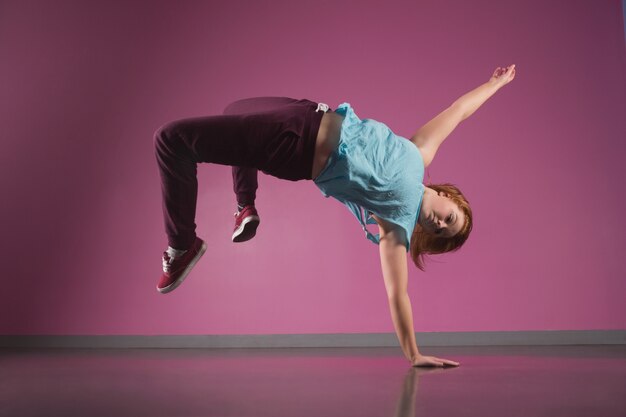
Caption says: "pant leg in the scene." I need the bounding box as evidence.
[223,97,302,207]
[154,124,199,250]
[154,97,324,249]
[154,113,262,249]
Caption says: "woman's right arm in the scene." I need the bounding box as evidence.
[375,215,461,367]
[377,224,421,363]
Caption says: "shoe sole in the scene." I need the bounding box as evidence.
[157,240,208,294]
[232,215,260,242]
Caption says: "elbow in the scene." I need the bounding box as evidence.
[387,289,408,302]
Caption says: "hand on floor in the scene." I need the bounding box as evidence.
[411,354,460,367]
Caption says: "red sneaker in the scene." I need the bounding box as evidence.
[232,205,260,242]
[157,237,207,294]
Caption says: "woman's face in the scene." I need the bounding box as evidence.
[419,188,464,238]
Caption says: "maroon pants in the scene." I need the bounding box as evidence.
[154,97,331,249]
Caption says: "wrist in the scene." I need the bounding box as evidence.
[487,79,503,91]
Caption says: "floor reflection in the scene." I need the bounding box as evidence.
[1,345,625,416]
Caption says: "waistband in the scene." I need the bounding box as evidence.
[301,100,332,180]
[315,102,330,113]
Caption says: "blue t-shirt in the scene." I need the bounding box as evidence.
[313,102,425,252]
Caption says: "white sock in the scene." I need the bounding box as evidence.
[167,246,188,259]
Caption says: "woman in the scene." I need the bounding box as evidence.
[153,64,517,367]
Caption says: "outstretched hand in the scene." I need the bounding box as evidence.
[489,64,516,88]
[411,354,460,367]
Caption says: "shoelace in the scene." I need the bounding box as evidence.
[234,207,250,217]
[162,252,173,273]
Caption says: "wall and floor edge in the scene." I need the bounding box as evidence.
[0,330,624,349]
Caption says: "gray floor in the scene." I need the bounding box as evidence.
[1,345,625,417]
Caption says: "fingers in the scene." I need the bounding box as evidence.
[414,355,461,367]
[436,357,460,366]
[498,64,515,72]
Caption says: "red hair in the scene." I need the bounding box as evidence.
[410,183,473,271]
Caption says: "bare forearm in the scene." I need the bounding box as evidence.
[388,294,420,362]
[453,81,501,121]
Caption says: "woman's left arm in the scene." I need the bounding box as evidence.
[411,64,516,166]
[455,64,516,120]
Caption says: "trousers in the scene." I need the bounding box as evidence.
[154,96,332,249]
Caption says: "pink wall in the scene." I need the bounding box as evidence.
[1,0,625,336]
